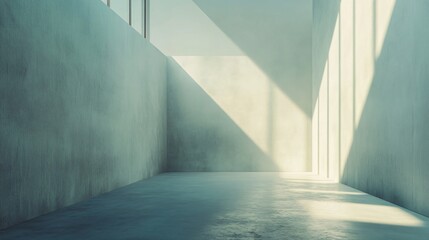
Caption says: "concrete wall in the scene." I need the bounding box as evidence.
[313,0,429,217]
[152,0,313,171]
[0,0,167,229]
[311,0,341,180]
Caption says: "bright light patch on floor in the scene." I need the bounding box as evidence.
[300,200,425,227]
[290,189,366,196]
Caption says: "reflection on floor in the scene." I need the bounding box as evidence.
[1,173,428,240]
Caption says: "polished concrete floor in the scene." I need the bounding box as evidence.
[1,173,429,239]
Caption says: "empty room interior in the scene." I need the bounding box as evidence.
[1,0,429,239]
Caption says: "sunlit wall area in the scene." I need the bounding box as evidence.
[312,0,341,180]
[152,0,313,172]
[313,0,429,217]
[167,56,310,171]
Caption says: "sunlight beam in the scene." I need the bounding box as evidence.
[300,199,425,227]
[172,56,310,171]
[314,0,397,179]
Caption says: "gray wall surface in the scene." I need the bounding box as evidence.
[167,57,278,171]
[313,0,429,217]
[152,0,313,172]
[0,0,167,229]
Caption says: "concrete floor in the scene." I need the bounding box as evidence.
[1,173,428,240]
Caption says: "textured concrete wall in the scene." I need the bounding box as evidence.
[152,0,313,172]
[311,0,340,178]
[313,0,429,217]
[0,0,167,229]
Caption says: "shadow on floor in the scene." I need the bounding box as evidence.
[1,173,428,240]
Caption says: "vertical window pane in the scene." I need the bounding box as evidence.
[110,0,129,24]
[145,0,149,38]
[131,0,143,34]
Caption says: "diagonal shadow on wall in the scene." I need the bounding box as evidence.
[192,0,313,117]
[342,0,429,217]
[311,0,341,111]
[167,58,279,172]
